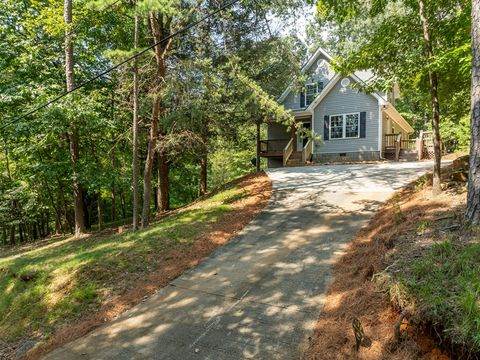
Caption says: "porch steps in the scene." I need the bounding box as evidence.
[285,152,305,167]
[384,148,418,162]
[399,149,418,162]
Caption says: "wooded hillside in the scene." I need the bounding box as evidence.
[0,0,305,242]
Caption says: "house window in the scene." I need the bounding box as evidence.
[330,115,344,139]
[329,113,360,139]
[305,82,323,106]
[305,83,317,106]
[345,113,359,138]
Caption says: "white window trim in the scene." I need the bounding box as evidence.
[305,83,318,106]
[329,112,361,140]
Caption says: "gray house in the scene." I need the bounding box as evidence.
[260,47,415,167]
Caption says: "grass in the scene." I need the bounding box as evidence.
[0,185,245,342]
[400,239,480,353]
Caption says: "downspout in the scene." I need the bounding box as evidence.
[310,108,315,158]
[379,104,386,160]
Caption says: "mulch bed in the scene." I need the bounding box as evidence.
[303,172,454,360]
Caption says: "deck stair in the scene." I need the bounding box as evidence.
[285,151,304,167]
[399,149,418,162]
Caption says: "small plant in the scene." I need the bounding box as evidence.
[393,201,405,225]
[416,220,431,233]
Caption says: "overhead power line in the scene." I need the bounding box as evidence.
[0,0,241,131]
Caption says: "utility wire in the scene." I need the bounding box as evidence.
[1,0,241,131]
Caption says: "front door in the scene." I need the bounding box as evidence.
[297,122,311,150]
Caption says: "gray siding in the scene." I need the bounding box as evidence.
[283,91,298,110]
[313,77,380,154]
[281,54,335,111]
[267,122,289,140]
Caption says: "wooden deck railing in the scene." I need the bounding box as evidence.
[259,139,290,155]
[384,133,400,148]
[384,131,447,161]
[283,138,294,167]
[401,139,416,150]
[394,134,402,161]
[302,139,313,163]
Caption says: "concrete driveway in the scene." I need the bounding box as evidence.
[43,162,437,360]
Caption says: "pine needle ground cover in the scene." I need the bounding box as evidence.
[305,162,473,360]
[0,172,271,356]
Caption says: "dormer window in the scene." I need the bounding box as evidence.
[303,81,324,107]
[305,83,317,106]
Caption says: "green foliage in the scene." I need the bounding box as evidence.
[311,0,471,148]
[401,241,480,352]
[0,182,247,341]
[0,0,302,243]
[441,113,471,152]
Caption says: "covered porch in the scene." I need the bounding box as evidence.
[382,105,417,161]
[259,114,314,167]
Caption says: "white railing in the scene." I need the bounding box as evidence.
[283,138,294,166]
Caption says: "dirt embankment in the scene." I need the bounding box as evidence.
[303,167,461,360]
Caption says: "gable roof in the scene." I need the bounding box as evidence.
[278,46,388,106]
[383,104,414,133]
[277,47,414,134]
[277,47,333,104]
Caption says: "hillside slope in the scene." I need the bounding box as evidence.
[0,172,271,359]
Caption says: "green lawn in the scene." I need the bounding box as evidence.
[0,185,245,342]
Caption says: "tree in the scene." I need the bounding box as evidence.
[64,0,86,235]
[418,0,441,195]
[141,7,174,227]
[466,0,480,223]
[132,11,140,230]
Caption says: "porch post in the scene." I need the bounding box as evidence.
[417,130,424,160]
[256,120,261,172]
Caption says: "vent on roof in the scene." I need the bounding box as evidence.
[341,78,351,87]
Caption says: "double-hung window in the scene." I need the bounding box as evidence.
[302,82,324,107]
[329,113,360,139]
[305,83,317,106]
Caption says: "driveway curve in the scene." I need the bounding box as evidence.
[43,162,436,360]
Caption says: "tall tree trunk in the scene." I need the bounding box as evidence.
[132,13,140,230]
[419,0,442,195]
[466,0,480,223]
[199,153,207,196]
[110,139,117,222]
[64,0,86,235]
[97,195,104,230]
[256,120,261,172]
[157,151,169,211]
[9,226,15,245]
[141,96,159,227]
[141,13,172,227]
